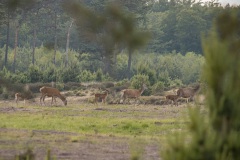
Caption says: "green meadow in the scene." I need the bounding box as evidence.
[0,102,206,159]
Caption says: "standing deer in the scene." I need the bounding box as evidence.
[15,93,26,105]
[94,89,109,104]
[40,86,67,106]
[177,84,200,103]
[165,94,179,106]
[121,84,148,105]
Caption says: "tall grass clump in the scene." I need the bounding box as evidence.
[163,11,240,160]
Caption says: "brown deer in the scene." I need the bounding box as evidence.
[121,84,148,105]
[165,94,179,106]
[15,93,26,105]
[177,84,200,103]
[94,89,109,104]
[40,86,67,106]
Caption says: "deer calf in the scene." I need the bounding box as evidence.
[15,93,26,105]
[94,90,109,104]
[165,94,179,106]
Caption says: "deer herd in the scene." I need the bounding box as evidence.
[14,83,201,106]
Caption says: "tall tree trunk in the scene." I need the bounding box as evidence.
[127,49,132,79]
[32,27,36,65]
[104,54,111,75]
[32,9,39,66]
[12,23,19,73]
[65,20,73,67]
[4,8,10,69]
[53,12,57,65]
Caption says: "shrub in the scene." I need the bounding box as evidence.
[64,82,82,90]
[115,79,130,86]
[78,70,96,82]
[169,79,183,88]
[55,64,80,83]
[28,65,43,83]
[130,74,150,89]
[130,74,151,96]
[56,82,65,91]
[137,64,157,85]
[42,68,57,82]
[95,69,103,82]
[163,11,240,160]
[151,81,165,95]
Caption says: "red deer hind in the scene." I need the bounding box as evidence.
[121,84,148,105]
[40,86,67,106]
[177,84,200,103]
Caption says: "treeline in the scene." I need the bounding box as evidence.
[0,0,238,83]
[0,45,203,88]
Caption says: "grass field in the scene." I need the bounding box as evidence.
[0,97,206,160]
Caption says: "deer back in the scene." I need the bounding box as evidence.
[177,85,200,98]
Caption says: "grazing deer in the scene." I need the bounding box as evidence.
[177,84,200,103]
[121,84,148,105]
[165,94,179,106]
[94,90,109,104]
[15,93,26,105]
[40,86,67,106]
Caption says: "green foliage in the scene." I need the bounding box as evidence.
[77,70,96,82]
[1,87,9,99]
[115,54,129,80]
[0,46,204,87]
[42,68,56,83]
[169,78,183,88]
[203,11,240,133]
[95,69,103,82]
[163,11,240,160]
[1,0,232,86]
[136,63,157,85]
[56,82,65,91]
[115,79,130,86]
[130,74,150,89]
[14,71,29,83]
[151,81,165,95]
[28,65,43,83]
[57,65,80,83]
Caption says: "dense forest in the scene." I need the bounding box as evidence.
[0,0,239,88]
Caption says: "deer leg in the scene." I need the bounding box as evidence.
[94,97,96,104]
[122,97,125,104]
[51,96,54,106]
[102,98,104,103]
[164,99,168,105]
[174,99,178,106]
[54,96,57,104]
[40,96,43,106]
[51,96,57,106]
[94,97,98,105]
[15,97,18,105]
[135,98,140,106]
[42,94,47,106]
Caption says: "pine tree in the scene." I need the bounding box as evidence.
[163,10,240,160]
